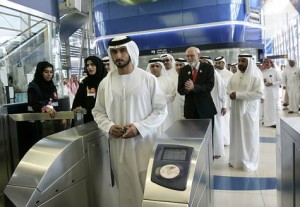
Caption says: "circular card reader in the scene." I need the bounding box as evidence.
[151,144,193,191]
[159,164,180,179]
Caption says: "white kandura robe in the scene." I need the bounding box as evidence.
[164,67,178,86]
[215,68,233,145]
[211,70,226,156]
[92,68,168,207]
[262,68,282,126]
[281,66,300,112]
[162,67,179,125]
[157,75,176,135]
[173,73,185,121]
[227,70,264,171]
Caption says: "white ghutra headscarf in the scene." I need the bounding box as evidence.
[237,54,264,113]
[146,57,167,76]
[104,36,140,114]
[107,36,139,72]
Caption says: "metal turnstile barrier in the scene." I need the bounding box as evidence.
[4,119,213,207]
[4,122,117,207]
[0,103,29,197]
[143,119,214,207]
[0,98,74,199]
[8,111,84,169]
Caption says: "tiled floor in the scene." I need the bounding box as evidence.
[213,108,300,207]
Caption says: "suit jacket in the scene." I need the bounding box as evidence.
[177,62,217,119]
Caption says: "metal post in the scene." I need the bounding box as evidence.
[78,27,86,81]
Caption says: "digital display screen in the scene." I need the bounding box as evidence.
[162,148,187,161]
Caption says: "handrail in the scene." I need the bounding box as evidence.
[9,111,75,122]
[17,19,47,38]
[0,19,47,48]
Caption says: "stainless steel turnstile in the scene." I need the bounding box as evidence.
[278,117,300,207]
[4,119,213,207]
[4,122,117,207]
[0,98,72,200]
[143,119,214,207]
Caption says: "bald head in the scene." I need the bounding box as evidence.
[185,47,201,67]
[186,47,200,54]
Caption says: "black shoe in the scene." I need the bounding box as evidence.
[288,111,294,114]
[271,125,276,128]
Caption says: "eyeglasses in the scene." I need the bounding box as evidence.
[162,59,170,63]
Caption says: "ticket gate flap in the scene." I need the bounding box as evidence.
[7,136,84,192]
[144,144,198,204]
[6,122,101,191]
[5,156,88,207]
[4,122,105,207]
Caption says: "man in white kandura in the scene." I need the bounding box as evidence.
[227,54,264,171]
[261,59,282,128]
[230,63,238,73]
[146,57,176,135]
[160,53,178,85]
[173,57,188,121]
[92,36,168,207]
[160,53,178,124]
[201,56,226,158]
[214,56,233,145]
[281,59,300,113]
[102,56,110,72]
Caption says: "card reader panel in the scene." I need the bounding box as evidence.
[151,144,193,191]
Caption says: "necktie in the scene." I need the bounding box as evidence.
[192,67,197,83]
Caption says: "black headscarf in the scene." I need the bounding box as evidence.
[82,56,107,89]
[33,61,57,94]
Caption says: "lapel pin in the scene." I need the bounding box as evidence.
[188,71,191,74]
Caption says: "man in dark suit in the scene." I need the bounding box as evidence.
[178,47,217,120]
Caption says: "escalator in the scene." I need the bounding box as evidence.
[0,20,48,62]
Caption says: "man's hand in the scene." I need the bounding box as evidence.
[230,92,236,100]
[221,108,227,116]
[184,79,194,91]
[45,107,56,118]
[110,125,126,138]
[122,124,139,139]
[265,82,273,87]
